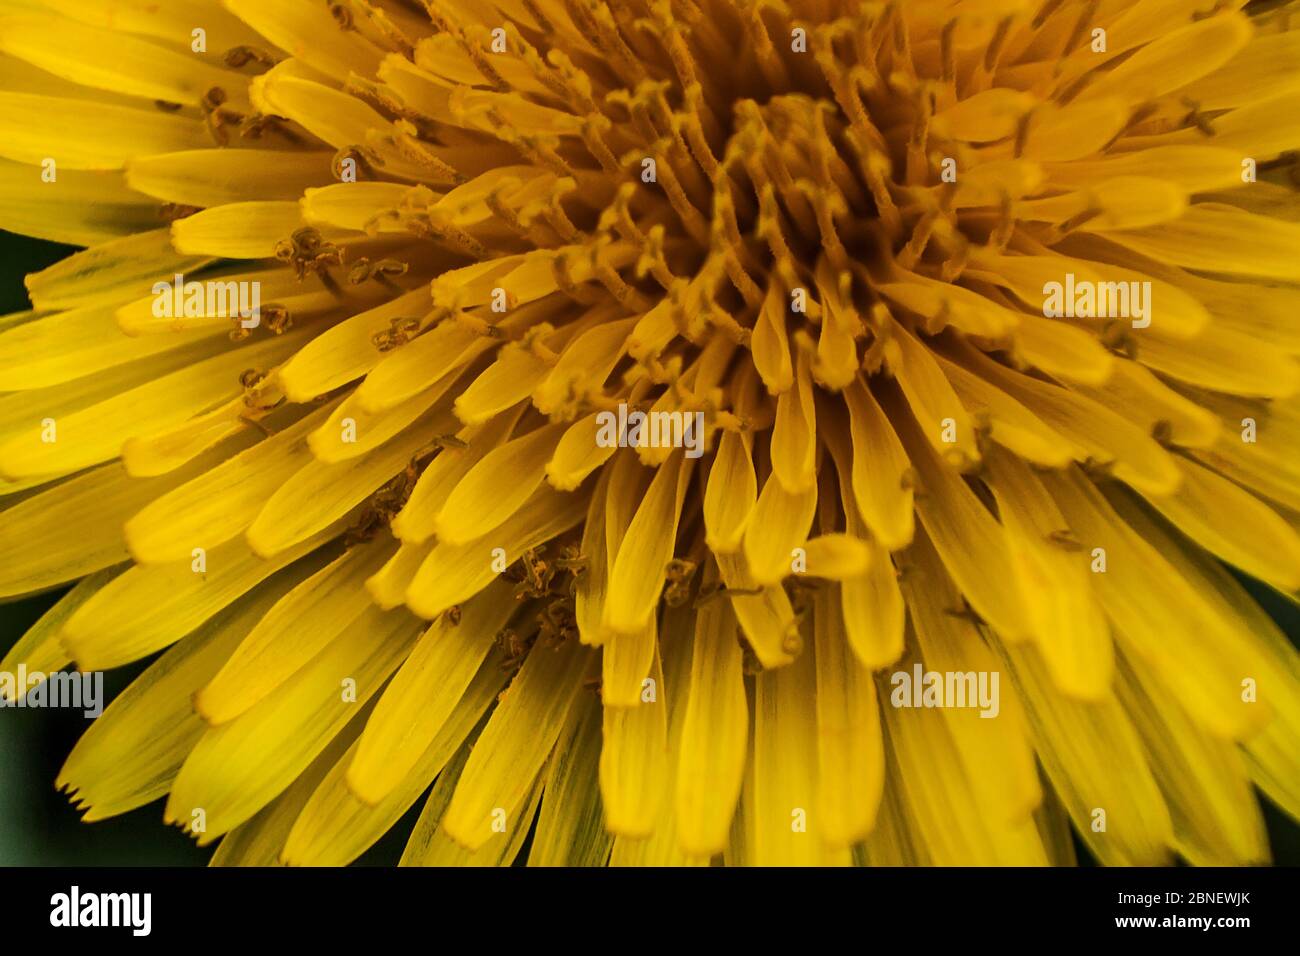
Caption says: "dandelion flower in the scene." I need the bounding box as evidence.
[1,0,1299,867]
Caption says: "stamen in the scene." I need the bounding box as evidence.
[222,45,281,71]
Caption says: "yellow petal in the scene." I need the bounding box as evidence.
[435,422,566,545]
[0,302,221,391]
[228,0,384,81]
[210,708,365,867]
[57,581,291,821]
[532,316,637,416]
[0,93,206,170]
[932,88,1035,141]
[949,340,1181,495]
[887,384,1032,639]
[0,159,163,245]
[742,468,816,586]
[798,533,870,580]
[1007,97,1129,162]
[983,448,1113,699]
[24,228,210,311]
[603,451,692,634]
[545,412,617,492]
[353,318,485,414]
[440,638,589,850]
[172,201,335,259]
[310,376,459,464]
[715,549,799,669]
[991,637,1173,865]
[768,347,816,492]
[1077,11,1251,105]
[195,539,395,726]
[246,402,456,557]
[1044,146,1244,194]
[934,352,1078,467]
[608,622,701,865]
[750,281,793,393]
[399,724,545,867]
[882,679,1050,865]
[1139,456,1300,592]
[129,149,332,208]
[965,246,1210,341]
[1016,176,1186,231]
[0,329,304,480]
[392,409,520,543]
[405,482,586,618]
[1041,468,1269,739]
[812,582,883,847]
[838,377,914,550]
[703,430,757,553]
[900,528,1042,822]
[600,640,668,836]
[1102,203,1300,282]
[601,617,656,709]
[165,605,421,843]
[527,693,612,866]
[365,538,434,610]
[573,463,615,646]
[675,593,747,856]
[0,439,253,599]
[347,578,518,804]
[879,272,1019,339]
[746,642,851,865]
[456,344,549,426]
[126,403,334,563]
[0,568,114,700]
[890,322,980,465]
[62,525,339,671]
[1116,651,1268,865]
[1071,358,1220,449]
[278,288,432,401]
[284,655,509,866]
[0,13,244,106]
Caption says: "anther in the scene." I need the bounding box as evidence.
[223,46,280,71]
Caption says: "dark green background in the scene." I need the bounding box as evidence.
[0,230,1296,866]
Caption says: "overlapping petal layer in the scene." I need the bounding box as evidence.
[0,0,1298,866]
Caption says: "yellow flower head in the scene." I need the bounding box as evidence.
[1,0,1299,866]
